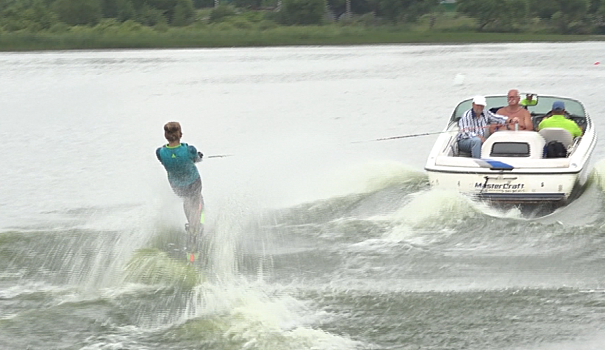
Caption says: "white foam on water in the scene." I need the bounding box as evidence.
[381,188,522,244]
[64,193,185,292]
[313,160,427,199]
[147,195,367,349]
[395,189,477,224]
[591,158,605,191]
[185,281,363,350]
[453,73,466,85]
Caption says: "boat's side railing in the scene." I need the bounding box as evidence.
[566,136,583,157]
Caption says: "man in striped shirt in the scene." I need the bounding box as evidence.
[457,96,516,158]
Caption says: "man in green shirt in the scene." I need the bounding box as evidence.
[537,101,583,138]
[520,93,538,108]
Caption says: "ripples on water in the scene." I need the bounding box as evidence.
[2,44,605,349]
[3,163,605,349]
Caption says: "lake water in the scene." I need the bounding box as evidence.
[2,43,605,349]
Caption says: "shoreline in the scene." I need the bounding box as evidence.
[1,29,604,52]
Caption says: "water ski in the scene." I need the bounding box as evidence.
[124,248,204,289]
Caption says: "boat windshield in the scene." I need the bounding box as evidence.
[450,95,586,123]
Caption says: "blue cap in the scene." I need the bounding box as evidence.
[552,101,565,111]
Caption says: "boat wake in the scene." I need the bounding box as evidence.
[267,157,605,258]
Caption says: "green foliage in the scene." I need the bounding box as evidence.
[101,0,137,22]
[209,4,237,23]
[233,0,263,10]
[0,24,603,52]
[240,11,267,22]
[0,19,27,32]
[119,18,144,30]
[553,0,590,33]
[127,0,193,25]
[356,0,375,16]
[24,1,59,29]
[48,22,70,33]
[457,0,528,31]
[527,0,589,33]
[68,24,94,33]
[372,0,439,23]
[588,0,603,13]
[116,0,136,21]
[354,12,377,26]
[555,0,589,19]
[225,16,254,28]
[92,18,125,33]
[257,19,279,29]
[263,8,281,22]
[0,0,58,32]
[109,18,157,33]
[121,19,157,32]
[192,0,214,9]
[590,0,605,33]
[261,0,280,7]
[101,0,119,17]
[528,0,559,19]
[2,0,605,43]
[0,0,21,12]
[99,0,136,21]
[53,0,103,25]
[135,4,167,25]
[134,0,174,12]
[172,0,195,26]
[374,0,402,22]
[154,20,170,31]
[280,0,326,25]
[95,17,121,29]
[439,1,456,12]
[210,21,236,30]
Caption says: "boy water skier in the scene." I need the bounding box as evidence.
[156,122,204,261]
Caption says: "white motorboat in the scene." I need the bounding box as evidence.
[424,94,597,204]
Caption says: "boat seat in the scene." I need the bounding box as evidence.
[538,128,574,148]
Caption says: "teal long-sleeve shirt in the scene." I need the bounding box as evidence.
[156,143,201,187]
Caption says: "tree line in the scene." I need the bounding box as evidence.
[457,0,605,34]
[0,0,200,29]
[1,0,605,34]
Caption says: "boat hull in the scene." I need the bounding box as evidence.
[426,169,586,203]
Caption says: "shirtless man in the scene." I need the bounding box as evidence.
[495,89,533,131]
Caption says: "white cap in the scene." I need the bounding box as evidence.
[472,95,487,106]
